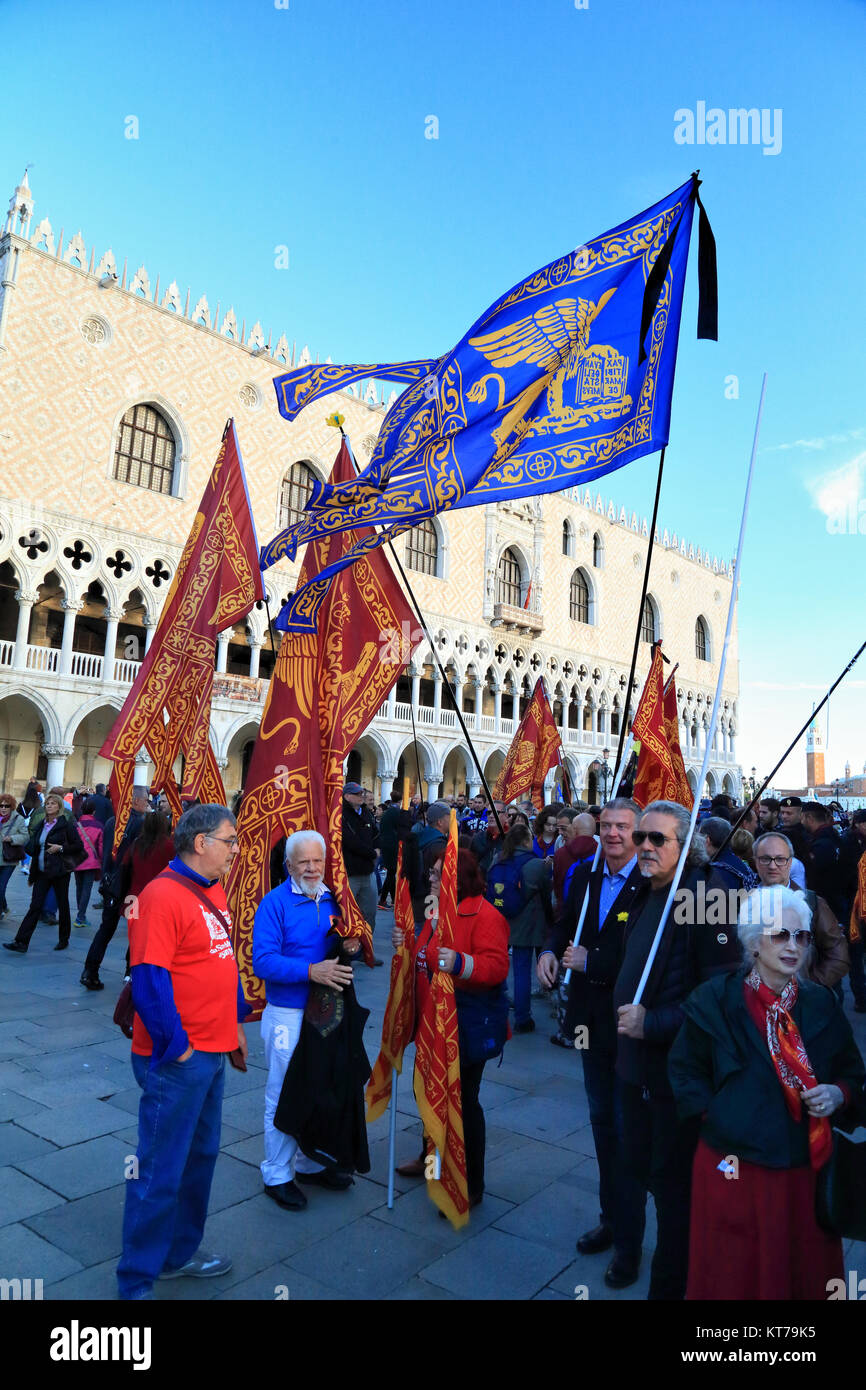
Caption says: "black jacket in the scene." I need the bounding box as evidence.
[613,864,741,1095]
[806,825,846,921]
[669,970,866,1168]
[545,860,645,1044]
[26,816,85,880]
[341,800,379,876]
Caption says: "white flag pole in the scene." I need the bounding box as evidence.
[562,734,635,985]
[631,374,767,1007]
[386,1068,398,1209]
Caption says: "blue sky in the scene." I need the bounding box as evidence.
[5,0,865,793]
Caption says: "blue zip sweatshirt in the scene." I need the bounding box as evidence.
[252,878,339,1008]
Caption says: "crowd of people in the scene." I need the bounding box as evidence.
[2,772,865,1302]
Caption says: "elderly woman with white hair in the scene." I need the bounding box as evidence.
[669,884,866,1299]
[252,829,361,1212]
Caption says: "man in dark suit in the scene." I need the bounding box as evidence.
[537,797,646,1288]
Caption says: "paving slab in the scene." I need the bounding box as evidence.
[384,1275,458,1300]
[492,1177,598,1253]
[0,1165,66,1225]
[487,1093,587,1143]
[211,1262,342,1301]
[0,1122,58,1167]
[44,1257,120,1302]
[369,1182,513,1247]
[218,1086,269,1137]
[15,1097,135,1146]
[548,1254,653,1301]
[421,1225,573,1300]
[0,1089,46,1122]
[206,1152,269,1213]
[0,1221,83,1285]
[7,1073,132,1106]
[284,1214,443,1299]
[484,1137,589,1204]
[23,1183,126,1265]
[15,1134,136,1200]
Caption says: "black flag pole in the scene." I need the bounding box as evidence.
[612,447,667,781]
[718,635,866,855]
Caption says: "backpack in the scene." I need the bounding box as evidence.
[486,851,534,919]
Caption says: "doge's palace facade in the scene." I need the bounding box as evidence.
[0,172,741,804]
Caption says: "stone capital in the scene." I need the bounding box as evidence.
[15,589,39,606]
[42,744,74,758]
[61,599,84,614]
[104,609,124,623]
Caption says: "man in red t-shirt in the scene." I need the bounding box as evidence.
[117,803,248,1301]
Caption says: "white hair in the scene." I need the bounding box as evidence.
[284,830,326,864]
[737,884,812,959]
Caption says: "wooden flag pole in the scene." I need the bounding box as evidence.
[562,734,635,986]
[632,375,767,1007]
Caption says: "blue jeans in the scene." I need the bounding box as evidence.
[0,863,16,911]
[117,1050,225,1299]
[511,946,533,1024]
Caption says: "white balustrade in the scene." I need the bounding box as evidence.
[394,702,412,722]
[479,714,495,733]
[440,709,456,728]
[0,640,13,667]
[566,728,581,744]
[377,701,390,720]
[112,658,142,684]
[26,645,59,673]
[500,717,515,737]
[70,651,104,680]
[416,706,435,725]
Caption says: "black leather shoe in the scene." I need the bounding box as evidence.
[604,1254,640,1289]
[296,1170,354,1191]
[264,1181,308,1210]
[513,1019,536,1034]
[80,971,105,991]
[54,942,69,951]
[3,941,27,953]
[576,1223,613,1255]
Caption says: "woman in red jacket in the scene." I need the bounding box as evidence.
[394,848,510,1206]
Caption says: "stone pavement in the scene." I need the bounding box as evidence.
[1,868,865,1302]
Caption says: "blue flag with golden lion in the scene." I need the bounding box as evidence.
[263,175,715,632]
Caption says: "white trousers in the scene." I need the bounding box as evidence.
[260,1003,324,1186]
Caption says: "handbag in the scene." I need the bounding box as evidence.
[455,983,511,1065]
[1,838,25,863]
[113,981,135,1039]
[816,1129,866,1241]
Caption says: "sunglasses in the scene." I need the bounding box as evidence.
[764,927,812,947]
[632,829,678,848]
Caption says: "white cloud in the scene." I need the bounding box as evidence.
[802,450,866,521]
[764,427,865,453]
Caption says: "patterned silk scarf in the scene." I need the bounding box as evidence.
[745,967,832,1170]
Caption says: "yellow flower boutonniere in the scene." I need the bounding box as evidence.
[617,911,629,922]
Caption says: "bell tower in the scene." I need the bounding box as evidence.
[806,711,825,790]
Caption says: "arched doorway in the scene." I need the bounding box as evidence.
[441,747,469,799]
[66,704,123,787]
[224,720,261,800]
[0,694,49,793]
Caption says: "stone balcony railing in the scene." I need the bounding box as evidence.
[491,602,544,635]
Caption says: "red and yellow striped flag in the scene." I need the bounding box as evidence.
[413,809,470,1229]
[365,837,417,1122]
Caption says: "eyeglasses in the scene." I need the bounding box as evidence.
[756,855,791,867]
[632,830,679,848]
[764,927,812,947]
[205,835,239,848]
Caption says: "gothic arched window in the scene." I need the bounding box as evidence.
[695,615,710,661]
[569,568,591,623]
[279,462,317,530]
[497,548,522,607]
[406,519,439,576]
[641,596,658,644]
[113,404,176,494]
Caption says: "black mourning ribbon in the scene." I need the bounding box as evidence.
[639,173,718,365]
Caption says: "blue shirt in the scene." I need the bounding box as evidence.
[252,878,340,1009]
[597,854,638,925]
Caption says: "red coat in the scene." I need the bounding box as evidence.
[411,894,510,1029]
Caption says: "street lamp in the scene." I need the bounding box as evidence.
[600,747,611,805]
